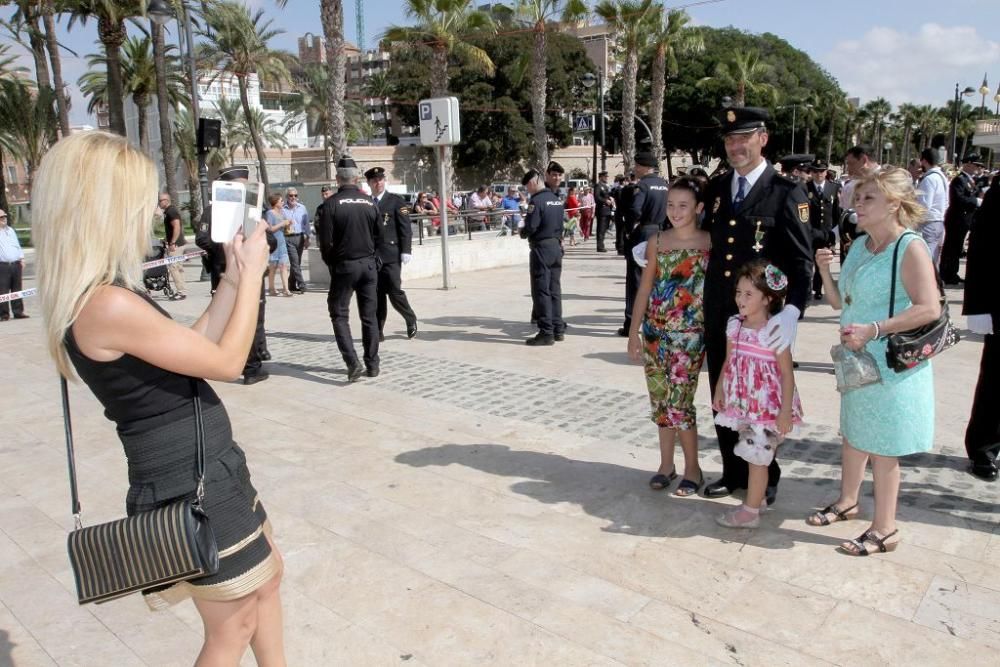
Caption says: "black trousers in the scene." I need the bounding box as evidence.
[615,216,626,254]
[285,233,306,291]
[965,332,1000,464]
[206,247,225,291]
[0,261,24,317]
[595,213,611,250]
[242,280,267,377]
[328,257,380,368]
[940,219,970,282]
[623,225,659,328]
[529,240,565,335]
[376,261,417,333]
[705,307,782,490]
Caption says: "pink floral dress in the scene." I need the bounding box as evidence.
[715,316,803,433]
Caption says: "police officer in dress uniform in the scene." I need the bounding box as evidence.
[545,160,565,197]
[614,173,639,256]
[194,165,276,384]
[702,107,814,505]
[941,153,984,285]
[317,156,382,382]
[365,166,418,341]
[806,159,841,299]
[595,171,614,252]
[618,152,669,336]
[521,168,566,345]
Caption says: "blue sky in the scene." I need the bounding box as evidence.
[4,0,1000,125]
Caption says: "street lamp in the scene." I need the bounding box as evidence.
[883,141,893,165]
[994,91,1000,115]
[778,103,813,153]
[147,0,209,213]
[581,70,606,184]
[951,83,976,166]
[979,74,990,119]
[416,158,425,192]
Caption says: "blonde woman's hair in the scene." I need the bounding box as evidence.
[33,131,159,378]
[851,166,926,229]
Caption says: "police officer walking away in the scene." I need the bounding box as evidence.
[806,159,841,300]
[365,166,418,340]
[594,171,613,252]
[317,157,382,382]
[521,168,566,345]
[619,151,668,336]
[702,106,813,506]
[941,153,983,285]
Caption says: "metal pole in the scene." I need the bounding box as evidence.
[591,116,598,184]
[951,83,960,167]
[182,2,210,212]
[599,70,606,173]
[791,106,797,153]
[438,145,451,289]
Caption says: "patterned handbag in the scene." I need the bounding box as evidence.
[61,377,219,605]
[884,233,960,373]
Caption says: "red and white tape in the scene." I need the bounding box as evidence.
[0,287,36,303]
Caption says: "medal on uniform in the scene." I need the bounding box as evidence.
[383,213,390,225]
[752,221,764,253]
[713,199,721,214]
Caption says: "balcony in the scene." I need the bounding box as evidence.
[972,118,1000,150]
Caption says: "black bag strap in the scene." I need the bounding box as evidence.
[888,231,946,319]
[61,377,206,528]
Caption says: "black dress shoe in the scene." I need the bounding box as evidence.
[13,313,29,319]
[554,332,565,342]
[596,247,608,253]
[366,366,380,378]
[243,370,270,385]
[525,333,555,346]
[260,350,272,361]
[813,292,823,301]
[765,484,778,506]
[407,322,418,339]
[346,363,364,382]
[617,327,629,337]
[970,460,999,482]
[703,480,732,498]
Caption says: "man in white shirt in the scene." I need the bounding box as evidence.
[916,147,949,266]
[0,208,27,320]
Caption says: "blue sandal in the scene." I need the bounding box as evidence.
[673,474,704,497]
[648,470,677,490]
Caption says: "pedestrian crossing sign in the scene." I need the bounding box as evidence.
[574,115,594,132]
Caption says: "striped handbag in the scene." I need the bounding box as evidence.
[61,378,219,605]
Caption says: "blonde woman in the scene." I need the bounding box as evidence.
[809,167,941,556]
[33,132,286,665]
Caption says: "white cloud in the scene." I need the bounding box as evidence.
[822,23,1000,107]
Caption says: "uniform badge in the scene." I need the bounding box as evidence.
[727,110,736,123]
[807,192,813,199]
[797,203,809,223]
[527,204,535,214]
[712,198,720,214]
[383,213,390,224]
[400,206,410,215]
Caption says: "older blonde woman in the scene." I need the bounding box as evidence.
[808,167,941,556]
[33,132,286,665]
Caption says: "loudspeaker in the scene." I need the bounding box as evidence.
[197,118,221,152]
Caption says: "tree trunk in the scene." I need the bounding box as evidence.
[0,145,9,213]
[41,1,70,137]
[530,25,548,168]
[960,134,970,162]
[650,46,665,161]
[803,125,811,154]
[152,21,178,202]
[98,16,128,136]
[826,110,835,163]
[735,82,745,108]
[26,11,51,92]
[902,126,911,165]
[238,76,269,190]
[185,159,201,223]
[621,46,639,173]
[136,94,150,155]
[320,0,347,160]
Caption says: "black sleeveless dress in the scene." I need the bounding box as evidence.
[65,289,278,610]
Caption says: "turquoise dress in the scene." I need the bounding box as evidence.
[838,232,934,456]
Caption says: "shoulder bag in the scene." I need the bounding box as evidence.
[62,377,219,605]
[885,232,960,372]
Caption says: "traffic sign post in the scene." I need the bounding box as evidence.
[573,114,594,132]
[419,97,461,289]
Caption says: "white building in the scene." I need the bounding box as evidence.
[196,71,308,150]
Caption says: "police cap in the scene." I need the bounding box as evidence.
[336,155,357,169]
[364,166,386,180]
[962,152,985,166]
[634,151,658,168]
[598,170,608,176]
[720,106,769,135]
[218,165,250,181]
[779,154,815,171]
[808,159,829,172]
[546,161,565,174]
[320,185,332,193]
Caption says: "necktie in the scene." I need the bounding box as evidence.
[734,176,748,211]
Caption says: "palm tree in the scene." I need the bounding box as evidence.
[515,0,589,168]
[820,91,849,163]
[862,97,892,151]
[174,107,225,223]
[362,68,393,145]
[595,0,656,173]
[205,96,251,164]
[913,104,941,151]
[290,64,333,177]
[67,0,145,136]
[0,79,56,188]
[893,102,919,165]
[151,11,176,202]
[0,47,31,212]
[40,0,71,137]
[197,0,293,190]
[319,0,347,160]
[698,49,777,109]
[646,7,702,161]
[383,0,495,187]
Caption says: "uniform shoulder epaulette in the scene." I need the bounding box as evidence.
[772,172,799,188]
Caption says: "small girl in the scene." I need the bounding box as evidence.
[627,177,711,496]
[713,259,803,528]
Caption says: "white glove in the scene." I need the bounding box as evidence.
[762,304,800,353]
[631,241,648,268]
[401,253,412,265]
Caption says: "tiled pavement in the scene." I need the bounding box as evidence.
[1,244,996,666]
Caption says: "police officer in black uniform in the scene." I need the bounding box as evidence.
[594,171,613,252]
[702,107,814,505]
[316,156,382,382]
[618,152,668,336]
[365,166,418,341]
[614,173,638,255]
[194,165,276,384]
[806,159,841,299]
[545,160,565,197]
[521,168,566,345]
[941,153,984,285]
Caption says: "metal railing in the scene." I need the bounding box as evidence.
[408,209,523,243]
[974,118,1000,136]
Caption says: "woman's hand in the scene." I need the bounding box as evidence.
[228,220,269,282]
[815,247,835,275]
[775,407,793,436]
[627,332,642,363]
[839,323,876,352]
[712,385,725,412]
